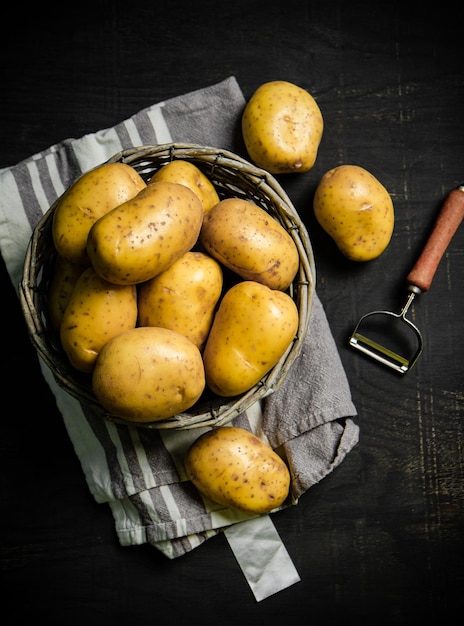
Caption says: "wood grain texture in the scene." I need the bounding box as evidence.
[2,1,463,623]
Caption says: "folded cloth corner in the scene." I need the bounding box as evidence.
[263,295,359,499]
[0,75,359,563]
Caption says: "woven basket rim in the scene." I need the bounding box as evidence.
[19,143,316,430]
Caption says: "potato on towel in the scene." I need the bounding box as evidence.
[59,266,137,373]
[52,162,146,267]
[202,280,299,397]
[86,181,203,285]
[92,326,206,422]
[137,251,223,350]
[184,426,291,514]
[200,198,299,291]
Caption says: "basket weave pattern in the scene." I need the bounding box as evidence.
[20,144,316,429]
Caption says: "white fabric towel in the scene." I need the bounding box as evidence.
[0,76,359,563]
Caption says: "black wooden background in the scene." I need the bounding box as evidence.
[2,2,463,624]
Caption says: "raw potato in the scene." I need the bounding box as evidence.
[184,426,291,514]
[60,266,137,373]
[92,326,206,422]
[149,160,220,213]
[242,80,323,174]
[137,251,223,350]
[313,165,394,261]
[52,162,146,266]
[47,255,84,331]
[200,198,299,290]
[202,280,299,397]
[86,181,204,285]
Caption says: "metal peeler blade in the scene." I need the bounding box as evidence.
[349,287,422,374]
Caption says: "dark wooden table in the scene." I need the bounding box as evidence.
[2,2,463,623]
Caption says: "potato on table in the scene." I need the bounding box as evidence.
[313,164,394,261]
[242,80,323,174]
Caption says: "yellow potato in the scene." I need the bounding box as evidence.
[92,326,206,422]
[200,198,299,291]
[202,280,299,397]
[60,266,137,373]
[86,181,204,285]
[52,162,146,266]
[242,80,323,174]
[184,426,291,514]
[47,255,84,332]
[149,160,220,213]
[313,165,394,261]
[137,251,223,350]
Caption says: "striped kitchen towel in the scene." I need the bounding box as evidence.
[0,76,359,568]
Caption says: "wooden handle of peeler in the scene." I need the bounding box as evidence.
[406,186,464,292]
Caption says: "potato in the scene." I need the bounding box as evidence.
[137,251,223,350]
[184,426,291,514]
[242,80,323,174]
[52,162,146,266]
[86,181,204,285]
[47,255,84,332]
[60,266,137,373]
[313,165,394,261]
[199,198,299,291]
[148,160,220,213]
[92,326,206,422]
[202,280,299,397]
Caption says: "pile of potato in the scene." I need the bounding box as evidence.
[45,78,396,516]
[48,158,300,425]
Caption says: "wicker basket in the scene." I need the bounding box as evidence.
[20,143,316,429]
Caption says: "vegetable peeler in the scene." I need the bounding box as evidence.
[349,185,464,374]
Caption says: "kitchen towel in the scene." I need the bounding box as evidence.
[0,76,359,599]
